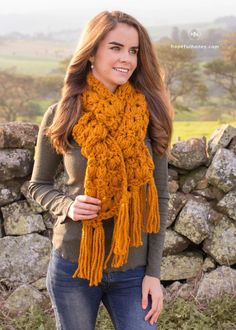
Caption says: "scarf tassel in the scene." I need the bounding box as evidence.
[111,199,130,268]
[143,177,160,233]
[129,187,143,247]
[72,221,105,287]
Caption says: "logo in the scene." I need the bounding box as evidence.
[188,29,201,41]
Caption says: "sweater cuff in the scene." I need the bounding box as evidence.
[57,197,74,224]
[145,265,161,279]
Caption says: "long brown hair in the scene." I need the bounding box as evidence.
[46,10,174,156]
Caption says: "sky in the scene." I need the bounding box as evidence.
[1,0,236,26]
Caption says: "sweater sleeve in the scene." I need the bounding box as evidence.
[28,105,74,223]
[145,150,169,279]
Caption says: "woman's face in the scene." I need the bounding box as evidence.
[90,23,139,92]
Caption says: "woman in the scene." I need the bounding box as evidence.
[29,10,173,330]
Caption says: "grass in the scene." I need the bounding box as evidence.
[0,55,60,76]
[172,120,236,144]
[0,38,75,76]
[1,294,236,330]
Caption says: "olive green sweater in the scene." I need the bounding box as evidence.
[28,104,169,279]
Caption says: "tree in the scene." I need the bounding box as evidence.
[204,33,236,102]
[171,27,180,44]
[156,43,208,112]
[221,32,236,62]
[0,69,65,122]
[35,76,62,100]
[0,70,39,121]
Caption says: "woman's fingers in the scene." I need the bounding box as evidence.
[76,201,101,212]
[68,195,102,221]
[150,300,163,324]
[76,195,101,205]
[73,213,98,221]
[74,207,99,215]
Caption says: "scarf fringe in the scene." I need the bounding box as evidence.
[112,199,130,268]
[143,177,160,233]
[73,179,160,286]
[129,187,143,246]
[72,223,93,280]
[90,222,105,286]
[72,222,105,287]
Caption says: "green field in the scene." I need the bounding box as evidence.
[172,120,236,144]
[0,55,60,76]
[0,39,74,75]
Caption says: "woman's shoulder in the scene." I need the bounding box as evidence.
[40,103,58,127]
[44,102,58,120]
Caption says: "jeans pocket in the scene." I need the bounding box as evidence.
[49,249,79,281]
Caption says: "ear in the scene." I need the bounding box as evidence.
[89,55,94,64]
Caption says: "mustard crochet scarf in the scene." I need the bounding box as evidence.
[72,72,160,286]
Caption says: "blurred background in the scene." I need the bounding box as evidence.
[1,0,236,143]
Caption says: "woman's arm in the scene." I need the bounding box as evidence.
[142,150,169,324]
[145,151,169,278]
[28,104,74,223]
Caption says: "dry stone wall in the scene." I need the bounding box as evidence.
[0,122,236,314]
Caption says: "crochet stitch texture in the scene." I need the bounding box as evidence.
[72,72,160,286]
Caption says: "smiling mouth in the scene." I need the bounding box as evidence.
[113,67,129,73]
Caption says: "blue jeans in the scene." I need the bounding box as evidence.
[46,248,158,330]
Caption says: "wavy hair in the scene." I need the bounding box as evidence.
[46,10,174,156]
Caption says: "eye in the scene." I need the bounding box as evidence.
[110,46,120,51]
[129,48,138,55]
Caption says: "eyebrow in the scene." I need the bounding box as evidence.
[108,41,139,49]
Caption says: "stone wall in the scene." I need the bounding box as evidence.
[0,122,236,314]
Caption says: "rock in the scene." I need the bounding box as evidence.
[168,180,179,193]
[0,213,4,238]
[4,284,47,315]
[167,192,188,227]
[207,124,236,157]
[0,180,23,206]
[203,215,236,265]
[165,281,182,301]
[192,184,224,201]
[20,181,44,213]
[195,178,209,190]
[202,256,216,272]
[206,148,236,193]
[43,212,56,229]
[169,137,208,170]
[163,229,190,256]
[174,198,212,244]
[54,170,70,194]
[160,251,203,280]
[207,207,223,226]
[2,200,46,235]
[228,136,236,155]
[179,166,207,193]
[168,168,179,181]
[167,281,182,294]
[177,282,195,300]
[216,189,236,221]
[0,122,38,149]
[31,277,47,290]
[0,233,51,287]
[196,266,236,302]
[0,149,34,181]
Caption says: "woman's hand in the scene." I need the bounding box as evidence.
[142,275,163,325]
[67,195,101,221]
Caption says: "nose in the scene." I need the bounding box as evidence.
[119,51,130,63]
